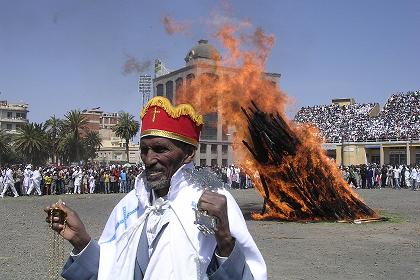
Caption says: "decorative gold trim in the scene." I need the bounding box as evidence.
[141,96,204,126]
[141,129,198,146]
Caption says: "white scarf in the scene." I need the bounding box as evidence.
[98,163,267,280]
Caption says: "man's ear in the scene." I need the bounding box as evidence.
[183,148,196,164]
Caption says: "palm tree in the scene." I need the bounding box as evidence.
[112,112,139,163]
[13,123,49,165]
[45,115,62,164]
[63,110,87,162]
[0,129,12,165]
[82,130,102,162]
[57,132,77,164]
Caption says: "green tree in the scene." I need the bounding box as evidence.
[82,130,102,162]
[45,115,63,164]
[13,123,49,165]
[0,129,12,165]
[112,112,139,163]
[62,110,87,162]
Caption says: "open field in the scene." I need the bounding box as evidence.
[0,188,419,280]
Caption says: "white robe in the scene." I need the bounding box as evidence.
[27,170,42,195]
[23,169,32,187]
[97,163,267,280]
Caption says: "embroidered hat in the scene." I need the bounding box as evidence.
[140,96,203,147]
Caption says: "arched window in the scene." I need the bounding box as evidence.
[186,73,195,86]
[166,81,174,103]
[156,84,164,96]
[175,78,183,94]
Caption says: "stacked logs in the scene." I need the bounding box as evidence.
[242,101,378,221]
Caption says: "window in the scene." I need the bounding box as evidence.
[16,112,26,119]
[175,78,183,94]
[166,81,174,102]
[222,159,227,167]
[7,112,12,118]
[389,154,406,166]
[200,159,207,167]
[211,159,218,167]
[156,84,164,96]
[416,153,420,165]
[6,124,12,130]
[200,144,206,153]
[201,113,217,140]
[371,155,380,164]
[222,145,228,155]
[186,73,195,86]
[211,145,218,154]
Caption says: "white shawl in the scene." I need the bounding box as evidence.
[98,163,267,280]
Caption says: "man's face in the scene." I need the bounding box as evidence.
[140,137,193,192]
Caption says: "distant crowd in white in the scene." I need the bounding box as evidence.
[0,164,253,198]
[294,91,420,142]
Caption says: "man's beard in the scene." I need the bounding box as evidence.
[145,176,170,191]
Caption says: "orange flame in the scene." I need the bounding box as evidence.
[175,20,377,221]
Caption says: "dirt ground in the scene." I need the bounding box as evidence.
[0,188,419,280]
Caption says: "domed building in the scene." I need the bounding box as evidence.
[184,39,221,65]
[152,40,281,167]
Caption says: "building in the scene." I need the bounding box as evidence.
[0,100,29,133]
[152,39,281,167]
[81,108,140,164]
[323,140,420,166]
[82,108,119,132]
[139,74,153,109]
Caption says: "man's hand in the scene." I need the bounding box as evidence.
[198,191,234,257]
[44,201,91,252]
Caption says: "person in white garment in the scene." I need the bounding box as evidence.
[27,167,42,196]
[416,167,420,190]
[0,166,19,198]
[22,165,33,195]
[0,168,4,194]
[410,167,418,191]
[72,167,82,194]
[89,174,95,194]
[45,96,266,280]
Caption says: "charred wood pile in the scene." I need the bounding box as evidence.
[242,101,378,221]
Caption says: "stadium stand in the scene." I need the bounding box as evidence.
[294,91,420,143]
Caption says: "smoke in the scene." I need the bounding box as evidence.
[122,55,151,75]
[162,15,191,35]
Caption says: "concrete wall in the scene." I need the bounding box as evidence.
[334,141,420,166]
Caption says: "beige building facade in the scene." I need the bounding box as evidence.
[0,100,29,133]
[324,140,420,166]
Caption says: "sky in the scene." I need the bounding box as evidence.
[1,0,419,123]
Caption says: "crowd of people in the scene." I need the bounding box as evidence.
[0,164,142,198]
[341,164,420,190]
[294,91,420,142]
[0,164,253,198]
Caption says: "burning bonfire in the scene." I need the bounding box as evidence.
[174,21,378,222]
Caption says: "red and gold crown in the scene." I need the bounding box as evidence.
[140,96,203,147]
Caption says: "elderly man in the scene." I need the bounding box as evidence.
[46,96,266,280]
